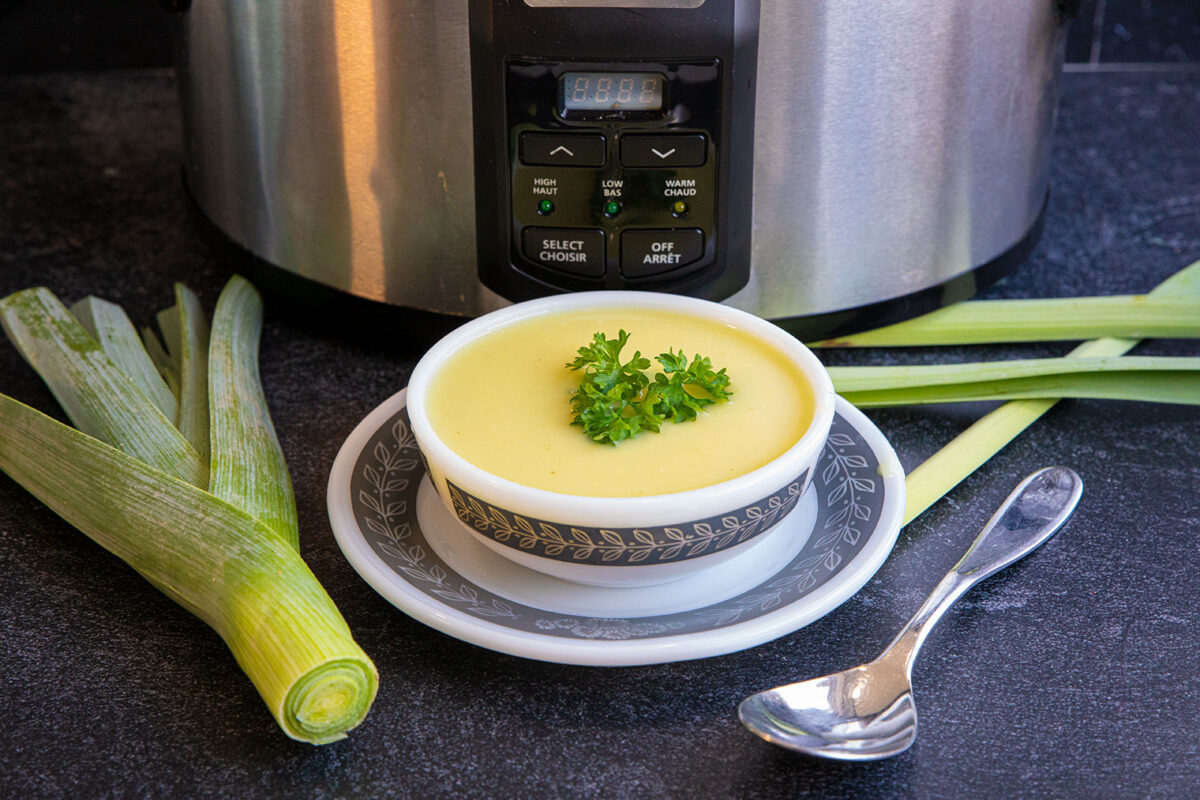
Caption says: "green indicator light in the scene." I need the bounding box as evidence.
[604,200,622,218]
[538,199,555,216]
[672,201,689,217]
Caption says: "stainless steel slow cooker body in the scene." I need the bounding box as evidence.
[172,0,1068,332]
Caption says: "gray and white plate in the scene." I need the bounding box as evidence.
[328,390,905,666]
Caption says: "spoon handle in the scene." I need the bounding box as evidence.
[881,466,1082,678]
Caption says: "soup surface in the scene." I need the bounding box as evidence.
[426,308,814,497]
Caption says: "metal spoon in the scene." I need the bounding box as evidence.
[738,466,1082,761]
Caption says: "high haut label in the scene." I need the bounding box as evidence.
[532,177,559,196]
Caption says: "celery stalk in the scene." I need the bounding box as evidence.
[830,356,1200,407]
[0,288,204,486]
[71,296,178,423]
[902,260,1200,524]
[809,295,1200,348]
[0,393,377,743]
[208,276,299,550]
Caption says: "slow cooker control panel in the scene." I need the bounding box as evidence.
[505,60,720,291]
[468,0,758,304]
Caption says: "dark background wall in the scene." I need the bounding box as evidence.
[0,1,171,72]
[0,0,1198,73]
[1066,0,1200,62]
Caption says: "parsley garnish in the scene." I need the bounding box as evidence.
[566,330,733,445]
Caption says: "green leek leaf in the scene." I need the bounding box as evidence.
[141,324,180,400]
[831,356,1200,407]
[71,295,178,423]
[901,259,1200,524]
[163,285,211,484]
[208,276,299,550]
[809,296,1200,348]
[0,287,204,486]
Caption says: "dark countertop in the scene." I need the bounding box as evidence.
[1,68,1199,800]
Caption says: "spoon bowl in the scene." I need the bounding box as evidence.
[739,466,1083,760]
[739,657,918,761]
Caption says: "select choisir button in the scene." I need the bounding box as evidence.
[522,228,606,277]
[621,229,705,278]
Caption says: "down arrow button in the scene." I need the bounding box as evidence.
[620,134,707,168]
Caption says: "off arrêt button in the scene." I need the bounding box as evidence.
[621,229,705,278]
[522,227,606,277]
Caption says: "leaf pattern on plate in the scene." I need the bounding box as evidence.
[359,415,519,621]
[694,419,878,626]
[348,407,888,640]
[533,618,688,640]
[446,472,809,566]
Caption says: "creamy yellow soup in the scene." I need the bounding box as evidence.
[426,308,814,497]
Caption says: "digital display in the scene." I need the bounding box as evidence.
[560,72,665,112]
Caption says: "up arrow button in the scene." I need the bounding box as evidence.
[520,133,606,167]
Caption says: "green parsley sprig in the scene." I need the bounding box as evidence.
[566,330,733,445]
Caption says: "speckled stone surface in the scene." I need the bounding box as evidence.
[1,69,1198,799]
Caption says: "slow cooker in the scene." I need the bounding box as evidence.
[170,0,1072,337]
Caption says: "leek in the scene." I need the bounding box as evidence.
[70,295,178,423]
[901,259,1200,524]
[809,295,1200,348]
[208,276,299,550]
[0,288,204,485]
[0,279,377,743]
[0,394,377,744]
[830,356,1200,408]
